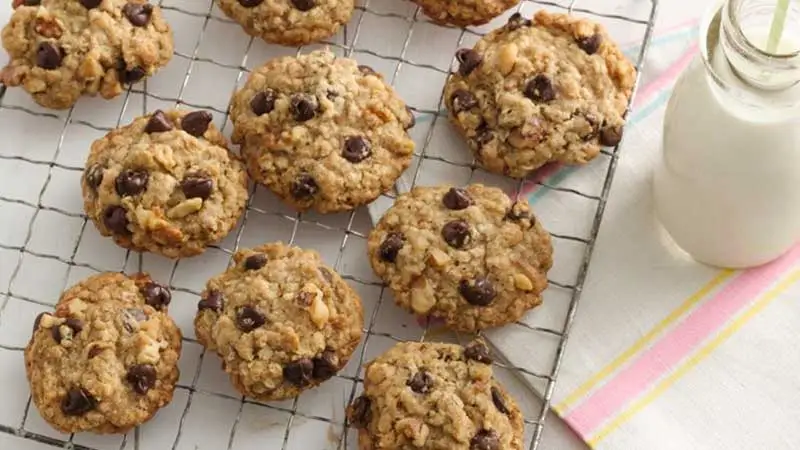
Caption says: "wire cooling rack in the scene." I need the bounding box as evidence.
[0,0,659,449]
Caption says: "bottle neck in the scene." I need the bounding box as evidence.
[719,0,800,90]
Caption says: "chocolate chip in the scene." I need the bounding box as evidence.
[464,340,492,364]
[455,49,482,76]
[127,364,157,394]
[459,277,496,306]
[404,105,416,130]
[506,12,531,30]
[87,345,105,359]
[342,136,371,163]
[283,358,314,386]
[491,386,509,414]
[36,42,62,70]
[600,126,624,146]
[198,290,224,312]
[291,95,316,122]
[103,205,130,235]
[20,0,42,6]
[250,90,276,116]
[290,0,315,11]
[474,124,494,148]
[290,174,318,199]
[181,175,213,200]
[144,110,173,133]
[576,34,603,55]
[450,89,477,114]
[181,111,213,137]
[33,312,46,334]
[123,2,153,27]
[379,232,404,263]
[312,349,338,380]
[236,306,266,332]
[237,0,263,6]
[115,169,149,197]
[244,253,267,270]
[61,388,96,416]
[79,0,102,8]
[51,318,84,344]
[524,74,556,103]
[470,429,499,450]
[505,201,532,222]
[122,308,146,333]
[358,65,376,76]
[121,66,146,84]
[407,371,433,394]
[141,282,171,310]
[442,187,473,210]
[84,164,104,191]
[441,220,471,249]
[348,395,372,427]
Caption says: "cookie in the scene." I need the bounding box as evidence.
[229,50,415,213]
[194,243,364,401]
[347,340,524,450]
[216,0,354,46]
[368,184,552,332]
[443,10,637,178]
[25,272,181,434]
[81,109,249,259]
[412,0,520,27]
[1,0,173,110]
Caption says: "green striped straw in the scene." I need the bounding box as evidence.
[766,0,791,54]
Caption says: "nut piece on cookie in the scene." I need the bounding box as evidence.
[443,10,637,178]
[25,272,182,434]
[368,184,553,332]
[81,109,249,258]
[194,242,364,401]
[216,0,355,46]
[347,341,524,450]
[412,0,521,27]
[1,0,174,109]
[229,50,415,213]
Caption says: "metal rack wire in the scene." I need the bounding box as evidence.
[0,0,659,448]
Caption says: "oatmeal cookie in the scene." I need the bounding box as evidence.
[347,340,524,450]
[412,0,520,27]
[81,109,249,258]
[194,243,364,401]
[368,184,552,332]
[2,0,173,109]
[229,50,415,213]
[25,272,181,434]
[444,10,636,178]
[216,0,354,46]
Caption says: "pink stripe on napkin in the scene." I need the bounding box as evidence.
[565,243,800,437]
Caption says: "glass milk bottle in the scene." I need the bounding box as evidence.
[654,0,800,268]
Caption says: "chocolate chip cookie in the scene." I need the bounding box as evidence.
[82,109,249,259]
[216,0,354,46]
[2,0,173,110]
[25,272,181,434]
[194,243,363,401]
[229,50,415,213]
[412,0,520,27]
[368,184,552,332]
[347,340,524,450]
[444,10,637,178]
